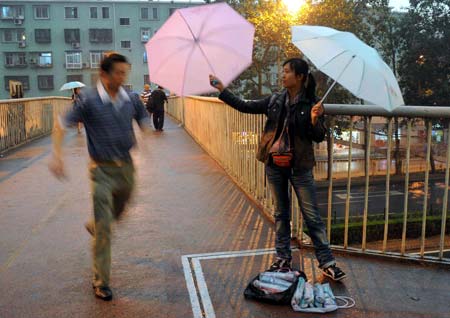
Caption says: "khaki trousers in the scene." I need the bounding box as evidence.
[88,161,134,287]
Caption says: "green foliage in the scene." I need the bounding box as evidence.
[397,0,450,106]
[226,0,371,100]
[329,214,450,245]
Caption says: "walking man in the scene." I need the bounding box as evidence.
[49,53,152,300]
[147,85,167,131]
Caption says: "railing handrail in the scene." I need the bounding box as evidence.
[166,96,450,265]
[181,95,450,118]
[0,96,71,104]
[313,104,450,118]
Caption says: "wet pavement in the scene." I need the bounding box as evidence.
[1,117,450,318]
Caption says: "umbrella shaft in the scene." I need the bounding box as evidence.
[321,55,355,103]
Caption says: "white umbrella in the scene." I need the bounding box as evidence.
[60,81,85,91]
[291,25,404,111]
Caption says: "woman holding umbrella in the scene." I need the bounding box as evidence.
[209,58,346,281]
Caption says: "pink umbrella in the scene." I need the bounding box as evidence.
[145,3,254,96]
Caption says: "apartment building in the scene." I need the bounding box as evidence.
[0,0,198,99]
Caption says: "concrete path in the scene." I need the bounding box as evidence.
[1,117,449,318]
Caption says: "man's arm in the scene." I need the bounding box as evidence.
[131,92,153,134]
[49,94,85,179]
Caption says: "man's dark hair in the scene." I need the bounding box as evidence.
[100,53,129,74]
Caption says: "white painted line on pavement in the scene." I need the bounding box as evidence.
[182,247,299,318]
[192,258,216,318]
[181,256,203,318]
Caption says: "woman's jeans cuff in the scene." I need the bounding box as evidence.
[319,260,336,269]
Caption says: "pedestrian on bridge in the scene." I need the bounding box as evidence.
[209,58,346,281]
[147,85,168,131]
[49,52,152,301]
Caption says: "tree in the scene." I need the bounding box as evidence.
[398,0,450,106]
[227,0,299,98]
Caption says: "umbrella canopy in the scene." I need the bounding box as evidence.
[145,3,255,96]
[292,25,404,111]
[60,81,85,91]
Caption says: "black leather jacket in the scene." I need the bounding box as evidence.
[219,89,326,169]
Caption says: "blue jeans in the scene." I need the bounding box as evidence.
[265,164,335,268]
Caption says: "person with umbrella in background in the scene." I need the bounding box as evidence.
[71,87,82,133]
[49,53,152,300]
[209,58,346,281]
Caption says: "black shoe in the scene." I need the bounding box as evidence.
[94,286,113,301]
[322,265,346,281]
[85,222,94,236]
[267,258,292,272]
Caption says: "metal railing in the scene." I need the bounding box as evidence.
[0,97,72,153]
[167,96,450,265]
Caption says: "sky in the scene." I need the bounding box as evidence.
[389,0,410,11]
[165,0,411,12]
[46,0,409,12]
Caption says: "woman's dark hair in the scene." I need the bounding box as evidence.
[100,53,129,74]
[283,58,316,100]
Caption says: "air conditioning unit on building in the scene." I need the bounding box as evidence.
[29,58,37,64]
[18,41,26,48]
[14,19,23,25]
[82,62,89,68]
[72,42,80,49]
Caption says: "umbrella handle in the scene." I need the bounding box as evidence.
[320,54,356,104]
[320,79,338,103]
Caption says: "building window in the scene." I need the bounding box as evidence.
[169,8,177,16]
[4,52,26,67]
[2,29,24,43]
[141,28,151,42]
[0,5,24,19]
[89,29,112,43]
[64,29,80,43]
[38,75,54,90]
[102,7,110,19]
[152,8,158,19]
[141,8,149,20]
[143,52,147,63]
[34,6,49,19]
[67,74,83,83]
[64,7,78,19]
[119,18,130,26]
[4,76,29,90]
[144,75,150,85]
[36,52,52,67]
[90,52,103,68]
[121,41,131,49]
[65,52,82,69]
[35,29,51,43]
[90,7,98,19]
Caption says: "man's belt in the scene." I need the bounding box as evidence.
[90,158,132,168]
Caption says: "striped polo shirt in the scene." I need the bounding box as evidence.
[64,81,151,162]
